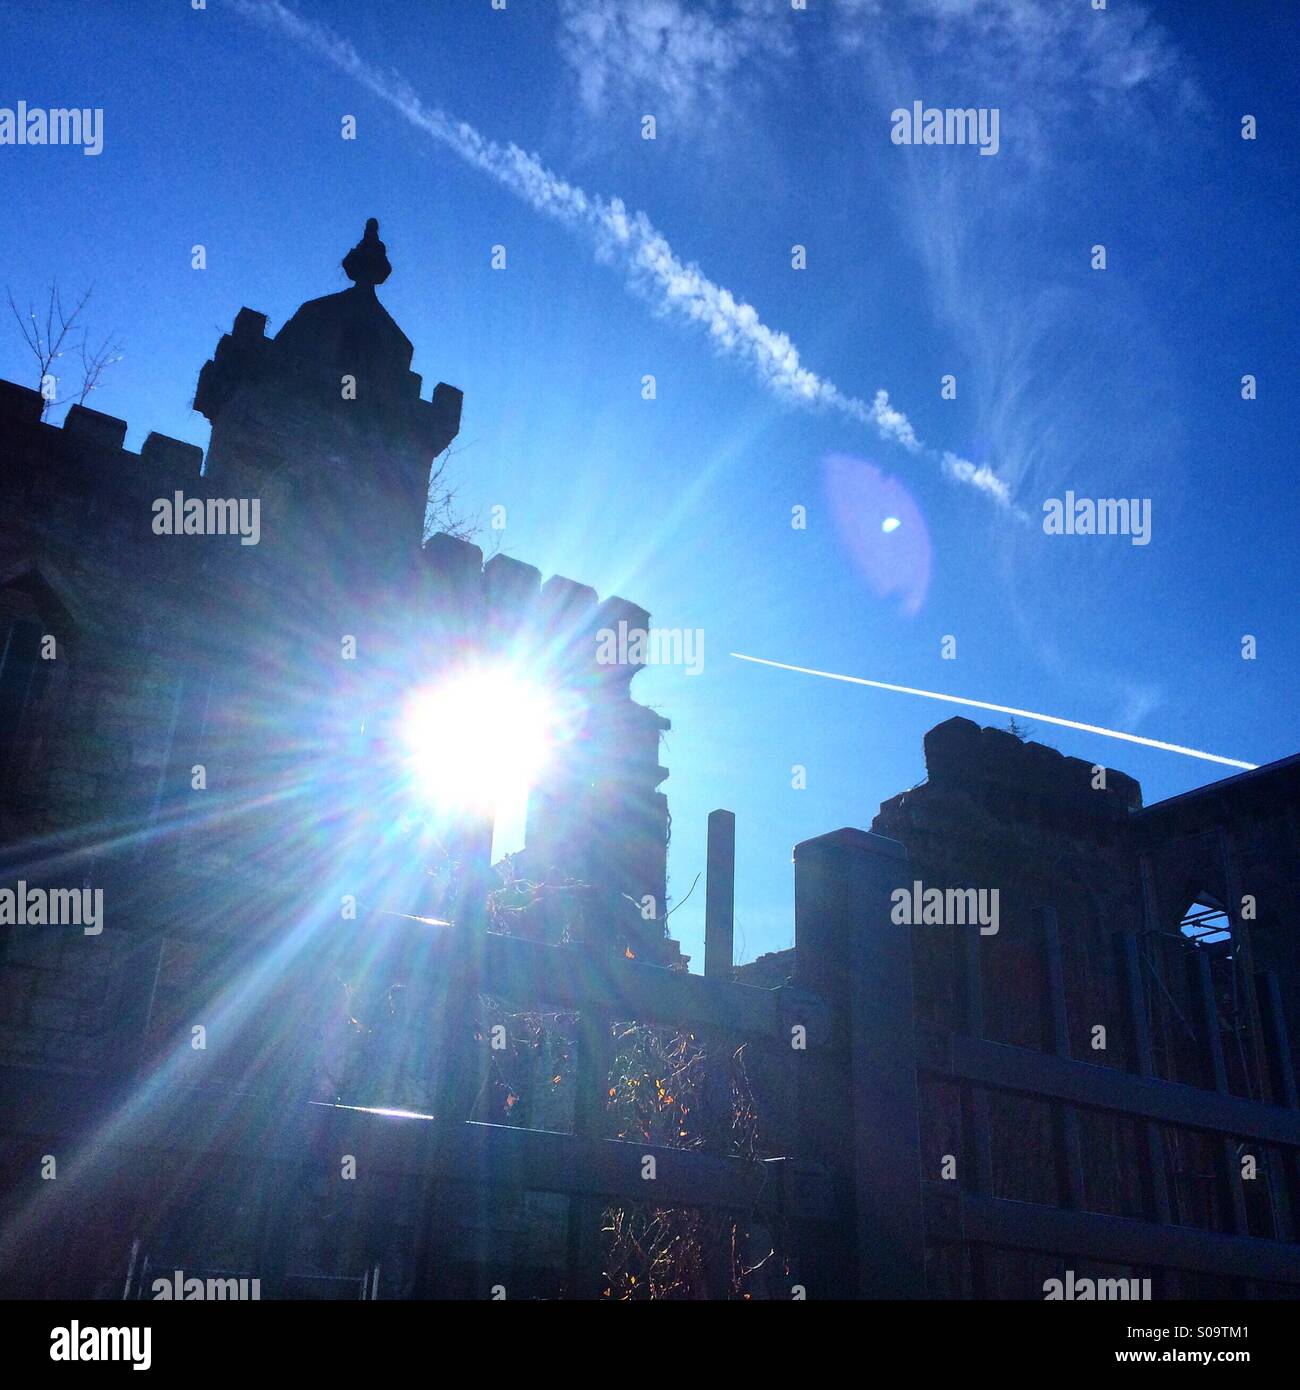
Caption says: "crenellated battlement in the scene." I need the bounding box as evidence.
[192,280,463,553]
[0,371,658,706]
[194,298,462,430]
[0,376,205,485]
[418,529,663,708]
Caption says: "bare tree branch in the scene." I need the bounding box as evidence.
[5,281,122,417]
[424,436,478,542]
[77,327,125,406]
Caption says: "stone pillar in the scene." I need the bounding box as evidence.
[794,827,925,1298]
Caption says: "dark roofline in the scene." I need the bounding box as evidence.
[1138,749,1300,821]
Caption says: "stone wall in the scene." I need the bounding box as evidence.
[0,371,678,1098]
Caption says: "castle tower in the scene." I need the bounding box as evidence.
[184,222,673,953]
[194,219,463,577]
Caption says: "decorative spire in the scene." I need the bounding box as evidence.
[342,217,392,288]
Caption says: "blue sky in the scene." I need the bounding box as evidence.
[2,0,1296,968]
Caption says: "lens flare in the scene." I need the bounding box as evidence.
[400,665,562,812]
[824,454,930,616]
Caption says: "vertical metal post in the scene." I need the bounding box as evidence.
[566,976,613,1300]
[1192,951,1250,1236]
[1218,827,1271,1103]
[1120,931,1174,1225]
[1260,971,1299,1108]
[1257,971,1296,1242]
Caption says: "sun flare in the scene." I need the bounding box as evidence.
[399,665,565,814]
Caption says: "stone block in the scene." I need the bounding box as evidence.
[63,404,128,452]
[923,716,981,784]
[140,431,204,476]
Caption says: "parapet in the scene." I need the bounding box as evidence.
[921,715,1142,813]
[419,531,660,693]
[63,404,127,452]
[0,374,205,486]
[194,302,463,463]
[484,552,542,611]
[140,432,204,474]
[0,379,44,425]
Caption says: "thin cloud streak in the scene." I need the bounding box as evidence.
[231,0,1015,510]
[730,653,1257,771]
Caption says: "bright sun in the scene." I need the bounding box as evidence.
[399,664,563,815]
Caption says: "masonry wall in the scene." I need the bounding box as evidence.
[0,372,678,1107]
[737,716,1300,1297]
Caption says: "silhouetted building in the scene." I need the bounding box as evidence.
[0,218,678,1099]
[2,229,1295,1301]
[740,716,1300,1297]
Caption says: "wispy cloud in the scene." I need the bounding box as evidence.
[835,0,1189,147]
[941,450,1014,509]
[838,0,1197,720]
[558,0,790,127]
[843,0,1194,501]
[550,1,1209,746]
[230,0,1012,508]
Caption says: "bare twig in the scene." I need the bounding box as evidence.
[6,281,123,416]
[424,437,477,542]
[77,327,125,405]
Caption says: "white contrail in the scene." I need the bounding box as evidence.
[730,653,1258,770]
[230,0,1014,510]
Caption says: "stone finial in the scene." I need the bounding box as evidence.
[342,217,392,287]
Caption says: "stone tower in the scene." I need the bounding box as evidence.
[194,219,463,578]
